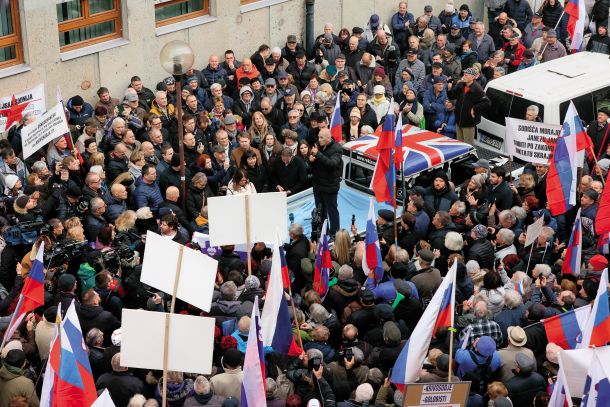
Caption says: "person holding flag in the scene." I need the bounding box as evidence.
[313,220,332,301]
[562,208,582,275]
[371,98,397,207]
[362,198,385,284]
[564,0,586,52]
[578,268,610,348]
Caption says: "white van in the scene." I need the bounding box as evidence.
[477,52,610,155]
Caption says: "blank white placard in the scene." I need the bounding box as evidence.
[141,231,217,312]
[121,309,215,374]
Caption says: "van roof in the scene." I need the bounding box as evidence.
[485,52,610,102]
[343,125,474,177]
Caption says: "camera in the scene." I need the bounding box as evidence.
[98,244,136,274]
[44,240,89,268]
[310,208,323,242]
[308,357,321,371]
[338,348,354,362]
[3,217,49,246]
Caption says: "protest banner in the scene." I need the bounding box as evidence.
[505,118,561,164]
[524,215,545,247]
[0,84,46,132]
[141,231,217,312]
[21,103,69,160]
[402,382,471,407]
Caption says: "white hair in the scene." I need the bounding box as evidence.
[504,290,523,309]
[497,228,515,245]
[533,264,552,278]
[527,105,540,115]
[89,165,104,176]
[271,46,282,55]
[444,231,464,251]
[127,395,147,407]
[194,376,211,395]
[511,206,527,221]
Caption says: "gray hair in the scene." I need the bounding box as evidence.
[220,281,237,300]
[90,197,105,212]
[306,347,324,361]
[361,125,374,135]
[112,117,125,129]
[194,376,211,395]
[396,248,409,263]
[310,303,330,323]
[89,165,104,177]
[271,46,282,56]
[444,231,464,251]
[127,395,147,407]
[155,90,167,99]
[494,66,506,76]
[31,161,47,174]
[451,201,466,215]
[511,206,527,221]
[504,290,523,309]
[466,260,480,275]
[475,21,486,30]
[143,400,160,407]
[86,328,103,346]
[210,83,222,91]
[338,264,354,280]
[539,226,555,242]
[289,223,304,237]
[497,228,515,245]
[474,300,489,318]
[527,105,540,115]
[533,264,552,278]
[191,172,208,185]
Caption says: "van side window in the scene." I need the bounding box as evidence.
[593,86,610,115]
[560,94,594,124]
[484,89,544,125]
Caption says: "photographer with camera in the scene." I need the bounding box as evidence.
[287,348,335,406]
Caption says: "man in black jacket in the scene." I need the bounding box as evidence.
[160,186,195,235]
[588,107,610,158]
[79,289,121,347]
[488,167,513,211]
[272,148,308,195]
[309,129,343,236]
[96,353,146,407]
[286,50,316,91]
[447,67,491,146]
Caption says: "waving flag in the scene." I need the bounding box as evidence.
[1,242,45,347]
[330,91,343,142]
[391,262,457,389]
[313,220,332,300]
[394,112,404,166]
[595,173,610,235]
[40,304,61,407]
[579,268,610,348]
[543,305,590,349]
[547,107,578,216]
[278,246,290,289]
[549,365,573,407]
[597,232,610,254]
[260,243,293,354]
[241,297,266,407]
[55,300,97,406]
[362,198,384,283]
[563,208,582,275]
[371,148,395,205]
[581,350,610,407]
[565,0,586,52]
[377,98,396,148]
[515,279,526,296]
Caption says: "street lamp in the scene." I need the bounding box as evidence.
[159,40,194,210]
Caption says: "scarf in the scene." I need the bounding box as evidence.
[264,145,274,159]
[405,97,418,114]
[285,143,297,155]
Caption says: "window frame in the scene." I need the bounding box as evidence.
[57,0,122,52]
[0,0,24,69]
[154,0,208,28]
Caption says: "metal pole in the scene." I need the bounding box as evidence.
[175,79,186,211]
[305,0,316,55]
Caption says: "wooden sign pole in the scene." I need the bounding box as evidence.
[245,195,252,276]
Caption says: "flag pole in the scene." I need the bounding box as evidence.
[508,155,513,183]
[447,328,455,382]
[525,244,535,274]
[538,9,567,60]
[245,195,252,276]
[287,283,304,351]
[589,146,606,186]
[162,245,184,407]
[0,294,24,352]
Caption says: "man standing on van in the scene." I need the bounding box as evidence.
[588,107,610,158]
[447,68,491,146]
[309,129,343,236]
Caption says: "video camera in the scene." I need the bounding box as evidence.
[310,208,323,242]
[43,240,90,268]
[3,217,49,246]
[98,244,135,274]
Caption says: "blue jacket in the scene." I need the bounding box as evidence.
[391,12,415,36]
[364,277,419,303]
[202,64,228,86]
[103,194,127,224]
[455,348,502,378]
[423,88,447,116]
[434,109,457,139]
[66,97,94,128]
[134,177,163,214]
[303,341,336,364]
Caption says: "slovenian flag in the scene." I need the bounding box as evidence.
[313,220,332,300]
[578,268,610,348]
[394,110,404,167]
[260,243,293,354]
[362,197,384,283]
[565,0,586,52]
[241,297,266,407]
[40,304,61,407]
[562,208,582,275]
[391,262,457,389]
[549,365,572,407]
[581,349,610,407]
[330,91,343,142]
[2,242,45,345]
[543,305,590,349]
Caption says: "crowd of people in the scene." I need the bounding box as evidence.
[0,0,609,406]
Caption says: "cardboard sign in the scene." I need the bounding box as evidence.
[402,382,471,407]
[21,103,70,160]
[505,118,562,164]
[524,216,545,247]
[120,309,215,374]
[141,231,217,312]
[208,192,288,246]
[0,84,46,132]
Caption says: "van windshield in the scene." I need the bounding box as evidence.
[484,88,545,126]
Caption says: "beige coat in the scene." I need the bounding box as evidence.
[35,319,55,361]
[210,368,243,403]
[498,344,535,383]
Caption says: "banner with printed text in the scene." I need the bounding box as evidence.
[0,84,46,133]
[505,118,562,164]
[21,103,69,160]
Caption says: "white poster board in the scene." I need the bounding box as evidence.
[0,84,46,132]
[121,309,215,374]
[505,118,562,164]
[524,216,545,247]
[21,103,70,160]
[141,231,217,312]
[208,192,288,246]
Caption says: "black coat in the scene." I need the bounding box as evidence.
[286,61,317,91]
[447,81,490,128]
[105,156,129,184]
[487,181,513,211]
[96,372,147,407]
[284,235,309,289]
[271,156,308,194]
[466,239,496,269]
[160,200,195,235]
[587,119,610,158]
[78,304,121,346]
[311,140,343,193]
[185,184,214,221]
[85,214,107,243]
[506,369,547,406]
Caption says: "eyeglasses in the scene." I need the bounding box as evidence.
[266,84,275,88]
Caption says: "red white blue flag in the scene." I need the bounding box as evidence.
[241,297,266,407]
[313,220,332,300]
[565,0,586,51]
[579,268,610,348]
[330,91,343,142]
[562,208,582,275]
[543,305,590,349]
[362,198,384,283]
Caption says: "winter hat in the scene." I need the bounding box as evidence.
[434,170,449,183]
[355,383,374,403]
[14,194,29,210]
[43,306,58,322]
[583,188,599,201]
[472,224,488,239]
[58,273,76,292]
[463,67,478,76]
[493,397,513,407]
[436,354,450,372]
[445,3,455,13]
[350,107,361,119]
[170,154,181,167]
[325,65,337,76]
[111,328,122,346]
[4,349,26,368]
[373,85,386,95]
[224,115,237,125]
[239,86,253,97]
[589,254,608,271]
[394,279,413,299]
[244,275,260,290]
[476,335,496,357]
[4,174,19,190]
[547,28,557,37]
[223,398,239,407]
[370,14,380,28]
[220,335,238,350]
[378,209,394,222]
[373,66,385,77]
[1,340,23,358]
[223,348,242,368]
[373,304,394,321]
[597,158,610,172]
[307,401,321,407]
[515,353,535,370]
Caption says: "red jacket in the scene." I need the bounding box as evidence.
[502,41,526,68]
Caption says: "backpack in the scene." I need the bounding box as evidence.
[468,350,493,395]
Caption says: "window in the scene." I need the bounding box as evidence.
[0,0,23,68]
[57,0,122,52]
[484,88,544,126]
[560,94,594,125]
[155,0,208,27]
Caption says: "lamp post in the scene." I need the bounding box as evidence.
[159,41,194,210]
